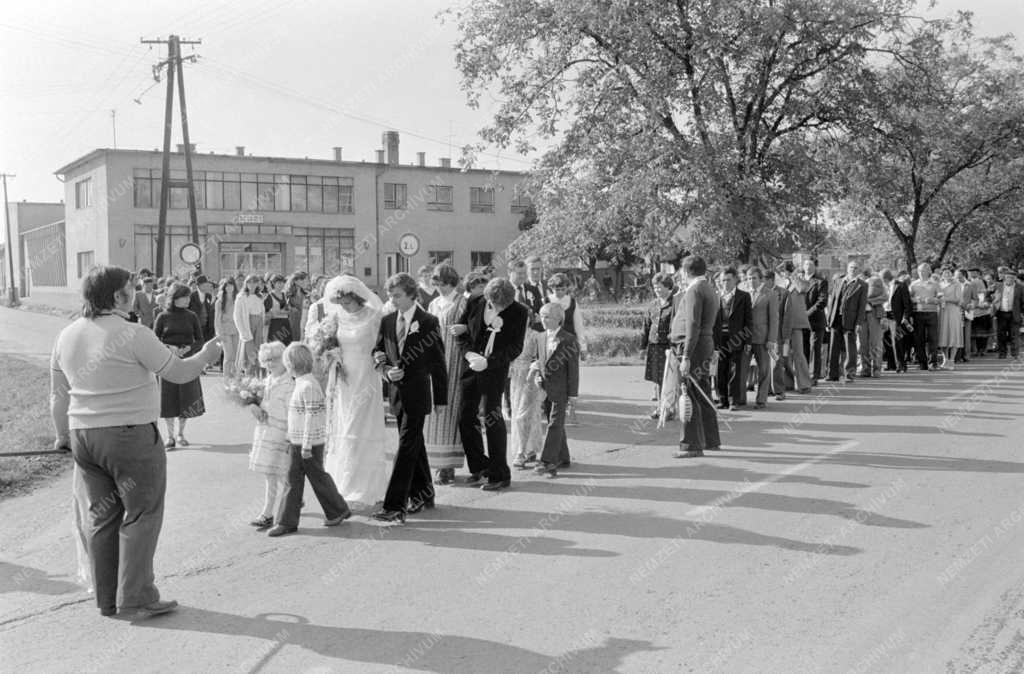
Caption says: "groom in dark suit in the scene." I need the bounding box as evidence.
[372,273,448,523]
[457,277,529,490]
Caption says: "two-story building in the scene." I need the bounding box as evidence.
[53,131,532,293]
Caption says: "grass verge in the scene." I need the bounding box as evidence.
[0,355,71,499]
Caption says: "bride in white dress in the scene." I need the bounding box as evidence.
[320,275,390,506]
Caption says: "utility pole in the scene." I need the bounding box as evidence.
[111,109,117,148]
[1,173,17,306]
[141,34,202,276]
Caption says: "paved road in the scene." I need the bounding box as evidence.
[2,306,1023,673]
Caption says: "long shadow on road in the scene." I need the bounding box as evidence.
[131,607,662,673]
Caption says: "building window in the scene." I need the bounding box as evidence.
[291,228,356,276]
[133,169,154,208]
[428,250,454,266]
[337,179,354,214]
[384,183,407,209]
[75,178,92,209]
[471,251,493,269]
[426,185,453,211]
[511,187,533,213]
[470,187,495,213]
[76,250,94,278]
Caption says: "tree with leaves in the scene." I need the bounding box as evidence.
[451,0,910,261]
[834,15,1024,271]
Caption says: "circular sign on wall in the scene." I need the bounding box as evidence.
[398,233,420,258]
[179,242,203,265]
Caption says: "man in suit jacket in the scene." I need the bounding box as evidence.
[802,259,829,383]
[743,266,778,408]
[858,268,887,377]
[457,278,529,490]
[827,261,868,381]
[714,267,752,410]
[991,268,1024,358]
[188,275,216,343]
[883,269,914,373]
[670,255,721,458]
[524,302,580,478]
[132,277,158,329]
[372,273,448,522]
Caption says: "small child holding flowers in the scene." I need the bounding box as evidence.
[247,342,294,529]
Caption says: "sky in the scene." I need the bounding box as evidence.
[1,0,1023,213]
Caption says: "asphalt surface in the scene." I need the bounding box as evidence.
[1,306,1023,673]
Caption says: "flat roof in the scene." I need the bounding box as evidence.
[55,148,529,178]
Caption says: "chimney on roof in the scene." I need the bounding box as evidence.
[416,152,426,167]
[176,143,196,153]
[333,147,343,162]
[235,146,245,156]
[439,157,451,169]
[375,149,385,164]
[382,130,399,166]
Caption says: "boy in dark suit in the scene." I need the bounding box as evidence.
[456,278,529,490]
[372,273,448,523]
[527,303,579,478]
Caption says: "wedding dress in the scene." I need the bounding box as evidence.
[322,276,390,506]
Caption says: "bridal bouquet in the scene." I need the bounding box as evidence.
[224,376,265,407]
[309,312,346,382]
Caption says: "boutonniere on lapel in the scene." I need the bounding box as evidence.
[484,314,503,356]
[408,320,420,336]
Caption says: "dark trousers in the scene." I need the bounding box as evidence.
[745,344,771,403]
[804,326,826,380]
[71,423,166,610]
[884,323,913,371]
[276,444,349,528]
[682,366,721,450]
[716,346,745,406]
[913,311,939,367]
[383,409,433,512]
[540,397,570,466]
[996,311,1020,356]
[459,371,511,483]
[827,327,858,379]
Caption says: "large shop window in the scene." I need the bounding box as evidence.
[219,242,283,279]
[292,228,356,277]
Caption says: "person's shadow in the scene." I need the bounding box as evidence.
[0,561,81,596]
[133,608,662,673]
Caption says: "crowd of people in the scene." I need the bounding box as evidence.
[641,256,1024,458]
[48,252,1023,618]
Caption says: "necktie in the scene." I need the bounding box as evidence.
[516,285,526,305]
[397,313,407,352]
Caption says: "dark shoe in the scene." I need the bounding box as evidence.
[673,449,704,458]
[127,599,179,618]
[466,472,485,485]
[557,460,571,469]
[267,525,298,537]
[250,515,273,529]
[100,606,117,617]
[706,446,721,451]
[165,437,176,451]
[826,377,840,382]
[524,453,537,463]
[481,480,511,491]
[372,509,406,523]
[717,403,730,410]
[754,402,766,409]
[775,393,786,401]
[406,500,435,515]
[323,510,352,526]
[797,388,812,394]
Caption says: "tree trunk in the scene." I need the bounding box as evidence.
[902,237,917,273]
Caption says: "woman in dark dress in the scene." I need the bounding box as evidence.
[285,271,309,343]
[154,282,205,449]
[264,273,293,345]
[640,272,677,414]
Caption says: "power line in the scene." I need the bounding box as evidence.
[201,58,535,168]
